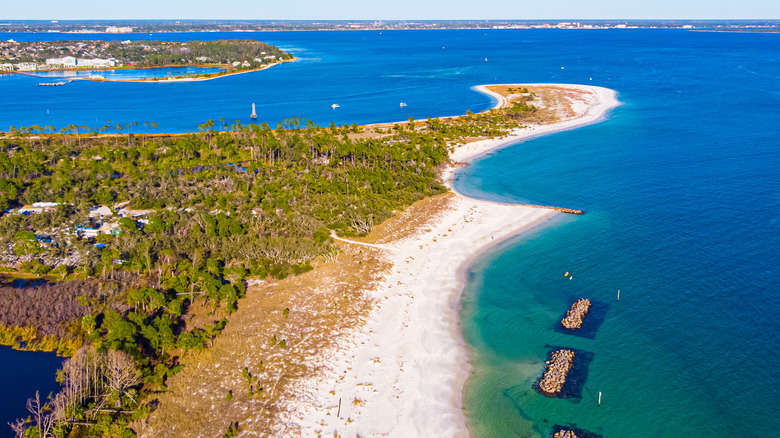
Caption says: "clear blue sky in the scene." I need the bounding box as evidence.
[4,0,779,20]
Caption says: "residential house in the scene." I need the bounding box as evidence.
[98,222,121,235]
[117,208,152,218]
[78,228,100,238]
[89,205,113,219]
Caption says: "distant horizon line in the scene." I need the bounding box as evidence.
[2,18,780,22]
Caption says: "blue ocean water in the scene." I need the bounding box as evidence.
[29,66,223,80]
[0,29,778,436]
[454,33,780,437]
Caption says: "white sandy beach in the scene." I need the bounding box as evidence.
[280,84,619,437]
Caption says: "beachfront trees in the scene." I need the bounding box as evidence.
[0,99,540,435]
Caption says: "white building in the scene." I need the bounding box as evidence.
[106,26,133,33]
[77,58,116,68]
[89,205,113,219]
[46,56,77,67]
[0,63,13,71]
[15,62,38,71]
[46,57,116,68]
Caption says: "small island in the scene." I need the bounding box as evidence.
[0,39,294,81]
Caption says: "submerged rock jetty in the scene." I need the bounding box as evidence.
[561,298,591,330]
[517,204,584,215]
[539,349,575,395]
[553,430,580,438]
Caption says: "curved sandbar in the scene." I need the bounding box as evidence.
[280,84,619,437]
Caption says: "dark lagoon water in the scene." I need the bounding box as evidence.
[0,348,63,432]
[1,29,779,437]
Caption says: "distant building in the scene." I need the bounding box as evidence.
[79,228,100,238]
[231,61,241,67]
[0,63,13,71]
[15,62,38,71]
[106,26,133,33]
[89,205,113,219]
[32,202,60,210]
[18,206,43,215]
[46,56,77,68]
[241,60,251,67]
[18,202,60,214]
[98,222,121,235]
[46,57,116,68]
[77,58,116,68]
[117,208,152,218]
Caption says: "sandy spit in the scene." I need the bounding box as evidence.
[280,84,620,437]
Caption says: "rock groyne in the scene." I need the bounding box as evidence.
[561,298,591,330]
[539,349,575,395]
[518,204,584,215]
[551,426,602,438]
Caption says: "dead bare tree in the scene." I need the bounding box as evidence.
[8,418,27,438]
[105,349,142,407]
[26,391,56,438]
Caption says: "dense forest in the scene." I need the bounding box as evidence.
[0,100,539,437]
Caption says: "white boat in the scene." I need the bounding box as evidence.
[331,104,340,109]
[399,102,407,108]
[250,103,257,119]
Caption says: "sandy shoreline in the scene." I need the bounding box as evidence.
[281,84,619,437]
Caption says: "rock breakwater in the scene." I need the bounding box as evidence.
[517,204,584,215]
[553,430,579,438]
[561,298,591,330]
[539,349,575,395]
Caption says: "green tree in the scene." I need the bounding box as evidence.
[13,231,41,256]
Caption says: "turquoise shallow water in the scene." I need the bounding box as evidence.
[1,29,779,436]
[455,35,780,437]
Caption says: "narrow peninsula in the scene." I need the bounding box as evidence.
[0,83,618,437]
[0,39,294,81]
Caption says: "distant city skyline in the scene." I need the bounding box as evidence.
[4,0,779,20]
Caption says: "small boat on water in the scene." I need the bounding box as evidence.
[331,104,340,109]
[37,81,66,86]
[399,102,407,108]
[250,103,257,120]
